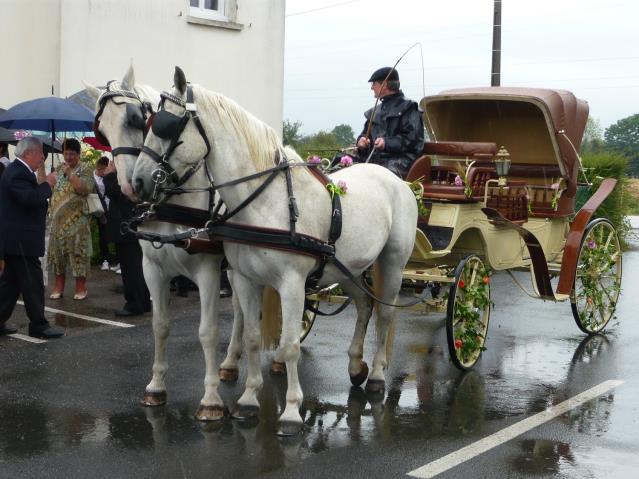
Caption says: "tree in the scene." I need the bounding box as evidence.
[581,117,605,154]
[331,124,355,147]
[283,119,303,148]
[297,130,341,158]
[604,113,639,175]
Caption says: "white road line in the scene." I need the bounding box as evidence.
[17,301,135,328]
[407,379,624,479]
[7,333,47,344]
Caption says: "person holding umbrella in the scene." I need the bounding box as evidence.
[47,138,94,300]
[0,137,63,338]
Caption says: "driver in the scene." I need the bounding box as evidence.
[354,67,424,179]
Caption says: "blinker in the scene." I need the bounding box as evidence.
[126,103,146,130]
[151,110,184,140]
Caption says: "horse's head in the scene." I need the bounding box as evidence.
[85,65,160,200]
[133,67,211,202]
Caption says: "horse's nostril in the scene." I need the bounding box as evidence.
[134,178,144,194]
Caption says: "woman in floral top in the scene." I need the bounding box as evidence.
[47,139,94,300]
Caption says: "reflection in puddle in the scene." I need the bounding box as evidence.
[513,439,575,475]
[0,333,619,476]
[52,312,101,330]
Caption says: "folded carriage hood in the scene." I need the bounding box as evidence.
[420,87,589,189]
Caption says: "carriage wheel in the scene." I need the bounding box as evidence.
[571,219,622,334]
[446,255,491,371]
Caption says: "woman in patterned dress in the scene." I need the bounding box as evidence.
[47,139,94,300]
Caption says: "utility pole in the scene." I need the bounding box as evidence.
[491,0,502,86]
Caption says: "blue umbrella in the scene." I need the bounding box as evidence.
[0,96,94,132]
[0,96,95,170]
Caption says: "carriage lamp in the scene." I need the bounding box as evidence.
[494,146,511,186]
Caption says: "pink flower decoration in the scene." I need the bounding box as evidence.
[551,182,560,190]
[587,239,596,249]
[454,175,463,187]
[338,180,348,192]
[340,155,353,167]
[308,155,321,165]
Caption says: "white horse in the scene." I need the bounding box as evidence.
[132,67,418,435]
[84,67,246,420]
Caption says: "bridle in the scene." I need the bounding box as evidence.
[93,80,154,158]
[140,86,213,203]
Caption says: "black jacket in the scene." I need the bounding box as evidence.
[0,160,52,258]
[103,172,137,244]
[357,90,424,178]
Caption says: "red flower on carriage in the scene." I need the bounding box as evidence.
[458,279,465,289]
[482,276,490,284]
[454,339,462,349]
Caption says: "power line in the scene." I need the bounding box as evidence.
[286,0,360,17]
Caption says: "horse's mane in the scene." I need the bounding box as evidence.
[192,84,301,171]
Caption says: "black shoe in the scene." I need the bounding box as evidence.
[28,326,64,339]
[114,308,143,317]
[0,325,18,336]
[220,288,232,298]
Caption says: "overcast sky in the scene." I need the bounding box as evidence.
[284,0,639,137]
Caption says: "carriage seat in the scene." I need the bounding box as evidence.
[405,141,498,201]
[406,141,571,216]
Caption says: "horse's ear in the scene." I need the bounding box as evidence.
[83,81,102,102]
[174,66,187,96]
[122,64,136,91]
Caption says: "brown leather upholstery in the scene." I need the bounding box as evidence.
[405,155,431,183]
[408,159,573,216]
[422,141,497,157]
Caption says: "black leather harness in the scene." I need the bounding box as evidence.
[129,85,425,308]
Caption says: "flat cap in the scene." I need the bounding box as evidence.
[368,67,399,83]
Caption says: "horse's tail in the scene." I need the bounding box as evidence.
[372,261,396,362]
[260,286,282,350]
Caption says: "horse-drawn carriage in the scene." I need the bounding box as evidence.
[308,87,622,371]
[89,67,622,434]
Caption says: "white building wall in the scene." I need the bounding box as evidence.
[2,0,285,133]
[2,0,62,104]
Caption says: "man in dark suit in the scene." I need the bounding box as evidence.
[103,159,150,317]
[0,137,64,338]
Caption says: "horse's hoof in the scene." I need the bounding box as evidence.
[231,404,260,420]
[141,390,167,406]
[195,404,225,422]
[270,361,287,376]
[219,367,239,382]
[365,378,386,394]
[276,420,304,437]
[349,361,369,387]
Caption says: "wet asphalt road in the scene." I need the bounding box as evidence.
[1,235,639,478]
